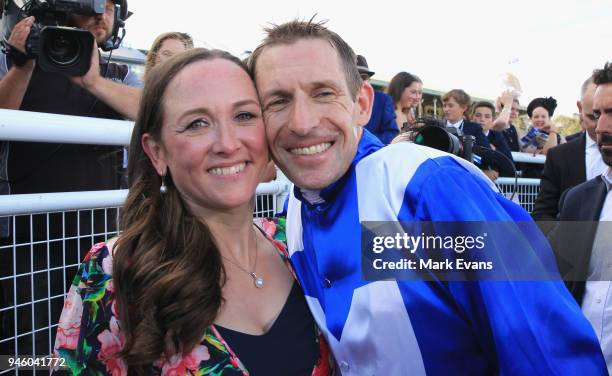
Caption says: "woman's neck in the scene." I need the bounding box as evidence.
[204,207,257,265]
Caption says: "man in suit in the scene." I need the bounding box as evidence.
[356,55,399,144]
[553,61,612,372]
[532,75,606,220]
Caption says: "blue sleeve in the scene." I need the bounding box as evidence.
[378,93,399,145]
[412,162,606,375]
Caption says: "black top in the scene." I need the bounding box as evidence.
[215,282,319,376]
[503,124,520,152]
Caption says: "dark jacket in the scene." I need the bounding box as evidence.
[551,176,608,304]
[364,91,399,145]
[532,134,587,221]
[503,124,520,152]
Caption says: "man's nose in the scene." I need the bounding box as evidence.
[288,96,317,136]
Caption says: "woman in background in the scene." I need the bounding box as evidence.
[144,31,194,76]
[53,49,330,375]
[387,72,423,130]
[521,96,562,156]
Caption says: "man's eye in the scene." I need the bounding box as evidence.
[315,91,334,98]
[593,111,601,120]
[266,98,288,110]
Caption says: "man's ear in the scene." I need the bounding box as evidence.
[141,133,167,176]
[576,100,583,114]
[355,81,374,127]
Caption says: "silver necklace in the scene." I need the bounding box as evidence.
[221,229,264,289]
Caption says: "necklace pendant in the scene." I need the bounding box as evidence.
[251,273,264,289]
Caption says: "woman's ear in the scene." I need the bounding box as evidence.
[141,133,167,176]
[355,81,374,127]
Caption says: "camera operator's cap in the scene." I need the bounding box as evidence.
[356,55,375,77]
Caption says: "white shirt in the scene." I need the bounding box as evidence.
[446,119,464,130]
[586,133,608,180]
[581,167,612,373]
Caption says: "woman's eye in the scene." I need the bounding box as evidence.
[236,112,255,121]
[185,119,209,130]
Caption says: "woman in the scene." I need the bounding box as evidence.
[53,49,330,375]
[387,72,423,130]
[144,32,194,75]
[521,96,561,156]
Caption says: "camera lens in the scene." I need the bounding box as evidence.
[43,31,81,66]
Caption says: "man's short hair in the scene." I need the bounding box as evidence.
[248,18,362,100]
[593,62,612,86]
[473,101,495,117]
[580,75,595,98]
[441,89,471,108]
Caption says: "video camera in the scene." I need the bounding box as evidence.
[1,0,126,76]
[408,118,515,178]
[403,116,476,163]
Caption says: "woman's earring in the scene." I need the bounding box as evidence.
[160,174,168,194]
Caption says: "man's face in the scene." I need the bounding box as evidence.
[72,0,115,45]
[255,38,372,190]
[578,82,597,141]
[472,106,494,130]
[593,83,612,167]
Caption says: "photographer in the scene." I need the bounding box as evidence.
[0,0,141,196]
[0,0,141,358]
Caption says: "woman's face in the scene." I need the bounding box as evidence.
[443,97,467,123]
[399,81,423,110]
[154,38,188,66]
[531,106,550,129]
[143,58,268,216]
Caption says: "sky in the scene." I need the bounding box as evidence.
[122,0,611,117]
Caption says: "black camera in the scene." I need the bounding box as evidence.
[23,0,106,75]
[411,120,476,162]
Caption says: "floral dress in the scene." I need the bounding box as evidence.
[53,219,332,375]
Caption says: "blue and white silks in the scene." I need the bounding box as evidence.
[286,130,606,375]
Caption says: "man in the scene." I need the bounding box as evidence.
[356,54,398,144]
[471,101,514,179]
[249,19,604,374]
[532,76,607,221]
[0,0,141,197]
[553,61,612,372]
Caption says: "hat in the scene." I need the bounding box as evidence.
[527,97,557,118]
[356,55,375,77]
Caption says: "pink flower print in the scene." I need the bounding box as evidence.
[97,317,127,376]
[161,345,210,375]
[55,289,83,350]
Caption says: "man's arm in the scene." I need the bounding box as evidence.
[532,147,562,221]
[491,90,515,131]
[0,17,36,110]
[70,42,141,120]
[410,163,606,373]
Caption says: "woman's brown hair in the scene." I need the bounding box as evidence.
[113,48,251,373]
[144,32,194,75]
[387,72,422,108]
